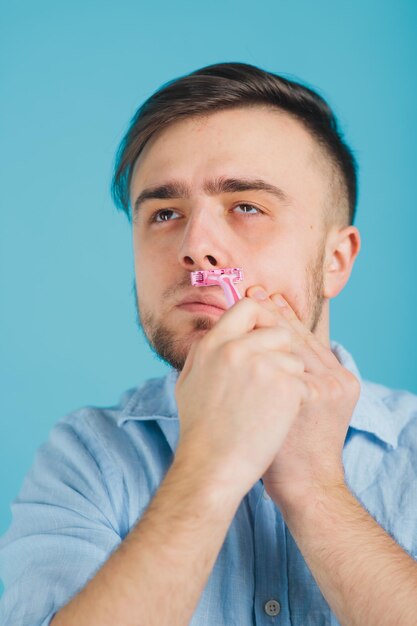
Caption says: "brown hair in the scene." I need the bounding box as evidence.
[111,62,358,225]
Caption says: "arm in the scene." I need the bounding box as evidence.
[52,447,242,626]
[280,482,417,626]
[1,295,309,626]
[51,296,309,626]
[246,287,417,626]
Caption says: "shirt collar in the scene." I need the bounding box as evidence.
[118,368,179,425]
[118,341,399,450]
[331,341,398,448]
[117,368,180,452]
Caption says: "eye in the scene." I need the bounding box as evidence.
[148,203,264,224]
[233,203,264,216]
[150,208,181,223]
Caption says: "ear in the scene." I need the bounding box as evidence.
[323,226,361,299]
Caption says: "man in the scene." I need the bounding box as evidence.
[1,62,416,626]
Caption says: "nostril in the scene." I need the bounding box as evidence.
[182,255,218,267]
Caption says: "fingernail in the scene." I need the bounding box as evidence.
[274,294,287,307]
[253,289,268,301]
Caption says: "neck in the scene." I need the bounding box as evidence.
[313,299,331,349]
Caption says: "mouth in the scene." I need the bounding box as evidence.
[176,301,226,316]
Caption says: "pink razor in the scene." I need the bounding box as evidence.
[190,268,244,309]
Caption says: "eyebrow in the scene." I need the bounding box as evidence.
[133,176,291,215]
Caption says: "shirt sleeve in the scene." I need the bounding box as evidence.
[0,413,124,626]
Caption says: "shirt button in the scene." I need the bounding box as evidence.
[264,599,281,616]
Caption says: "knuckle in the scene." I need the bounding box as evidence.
[279,374,307,405]
[276,371,295,392]
[220,340,242,365]
[245,296,277,324]
[338,367,359,389]
[291,355,305,375]
[346,371,361,398]
[251,354,270,379]
[276,326,292,350]
[306,379,319,402]
[324,373,343,399]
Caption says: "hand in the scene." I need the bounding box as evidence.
[174,296,312,497]
[245,286,361,510]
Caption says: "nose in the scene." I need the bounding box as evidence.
[177,208,232,271]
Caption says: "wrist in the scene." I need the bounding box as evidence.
[171,443,247,509]
[270,470,348,521]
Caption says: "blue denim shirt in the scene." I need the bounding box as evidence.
[1,341,417,626]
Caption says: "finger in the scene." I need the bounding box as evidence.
[300,371,320,403]
[271,294,339,370]
[295,375,314,405]
[232,349,305,377]
[228,325,295,356]
[202,296,278,350]
[261,350,306,377]
[289,333,327,375]
[246,285,305,342]
[247,286,327,375]
[245,320,326,376]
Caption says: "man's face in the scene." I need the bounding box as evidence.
[130,106,331,371]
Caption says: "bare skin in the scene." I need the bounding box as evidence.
[52,298,309,626]
[51,107,417,626]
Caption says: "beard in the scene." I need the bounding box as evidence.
[134,245,326,373]
[133,278,217,372]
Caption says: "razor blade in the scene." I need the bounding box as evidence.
[190,268,244,309]
[190,268,243,286]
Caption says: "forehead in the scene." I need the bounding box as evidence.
[130,106,329,212]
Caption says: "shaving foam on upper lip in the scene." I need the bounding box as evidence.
[190,268,244,309]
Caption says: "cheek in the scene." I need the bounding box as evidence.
[134,246,160,297]
[133,240,181,305]
[259,251,304,290]
[258,255,310,320]
[134,233,164,274]
[290,291,309,322]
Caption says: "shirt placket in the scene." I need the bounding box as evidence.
[252,483,291,626]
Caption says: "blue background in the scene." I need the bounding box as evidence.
[1,0,416,591]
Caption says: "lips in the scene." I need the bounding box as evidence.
[177,292,227,312]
